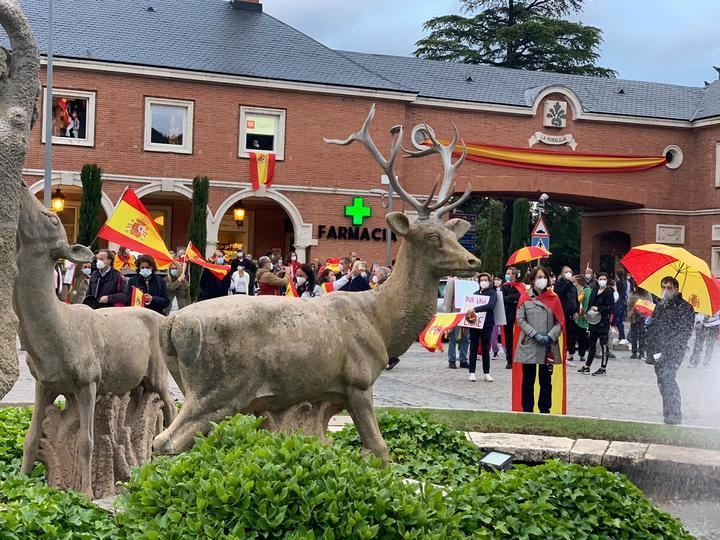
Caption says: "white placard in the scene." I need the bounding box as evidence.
[453,279,478,309]
[458,294,489,329]
[494,289,507,326]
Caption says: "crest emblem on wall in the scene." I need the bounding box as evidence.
[543,101,568,128]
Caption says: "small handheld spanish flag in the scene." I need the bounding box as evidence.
[419,313,465,353]
[325,258,341,274]
[286,279,300,298]
[130,286,144,308]
[634,298,655,317]
[320,281,335,294]
[184,241,231,280]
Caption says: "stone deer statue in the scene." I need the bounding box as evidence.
[0,0,40,399]
[16,186,177,497]
[153,105,481,462]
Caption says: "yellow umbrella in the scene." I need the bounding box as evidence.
[620,243,720,315]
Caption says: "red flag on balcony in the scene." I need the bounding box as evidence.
[249,152,276,190]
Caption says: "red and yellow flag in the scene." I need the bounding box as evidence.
[634,298,655,317]
[97,189,172,269]
[130,286,144,308]
[286,279,300,298]
[249,152,276,190]
[320,281,335,294]
[419,313,465,353]
[184,242,231,279]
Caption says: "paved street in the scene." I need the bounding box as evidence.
[4,340,720,428]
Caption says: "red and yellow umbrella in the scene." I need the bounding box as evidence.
[620,243,720,315]
[506,245,551,266]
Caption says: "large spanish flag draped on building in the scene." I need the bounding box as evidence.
[249,152,276,190]
[97,189,173,268]
[511,289,567,415]
[419,313,465,353]
[432,140,666,173]
[184,242,231,279]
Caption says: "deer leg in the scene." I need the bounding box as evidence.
[21,381,58,475]
[76,382,97,498]
[346,387,389,466]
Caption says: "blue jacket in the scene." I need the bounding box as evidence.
[472,287,497,328]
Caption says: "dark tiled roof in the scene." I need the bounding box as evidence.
[15,0,410,92]
[340,51,710,122]
[693,81,720,120]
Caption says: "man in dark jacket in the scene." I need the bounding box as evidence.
[85,249,126,309]
[645,276,695,424]
[554,266,579,364]
[341,260,370,292]
[500,267,523,369]
[198,250,232,301]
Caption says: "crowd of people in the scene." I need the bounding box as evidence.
[444,265,701,424]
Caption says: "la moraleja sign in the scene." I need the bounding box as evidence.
[317,225,397,242]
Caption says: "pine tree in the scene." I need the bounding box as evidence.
[77,164,103,249]
[509,198,530,254]
[480,200,504,275]
[189,176,209,300]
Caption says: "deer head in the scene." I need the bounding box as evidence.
[18,185,93,264]
[324,105,480,278]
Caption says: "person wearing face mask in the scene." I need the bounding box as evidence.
[568,274,592,366]
[256,255,289,296]
[85,249,127,309]
[294,264,321,298]
[644,276,695,424]
[341,260,371,292]
[489,275,505,358]
[232,250,257,296]
[371,266,390,288]
[198,250,233,301]
[125,254,169,314]
[68,262,93,304]
[465,272,497,382]
[318,267,349,294]
[584,267,598,292]
[288,251,301,278]
[514,266,564,414]
[554,266,579,364]
[165,260,191,314]
[229,264,251,296]
[578,272,615,376]
[613,269,630,345]
[500,267,524,369]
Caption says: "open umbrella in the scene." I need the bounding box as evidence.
[506,245,551,266]
[620,243,720,315]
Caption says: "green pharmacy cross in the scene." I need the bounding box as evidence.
[345,197,372,226]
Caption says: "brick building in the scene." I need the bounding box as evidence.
[15,0,720,272]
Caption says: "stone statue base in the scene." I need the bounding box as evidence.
[257,400,343,442]
[38,386,164,499]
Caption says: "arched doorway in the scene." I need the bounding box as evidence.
[595,231,631,276]
[215,196,294,259]
[32,184,109,247]
[138,191,192,255]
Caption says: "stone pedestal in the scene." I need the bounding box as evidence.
[38,386,164,499]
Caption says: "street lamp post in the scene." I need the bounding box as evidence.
[369,184,393,267]
[43,0,54,208]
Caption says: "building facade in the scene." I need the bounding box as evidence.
[16,0,720,272]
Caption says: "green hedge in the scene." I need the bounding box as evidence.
[0,408,694,539]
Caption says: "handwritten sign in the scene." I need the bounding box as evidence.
[458,294,489,329]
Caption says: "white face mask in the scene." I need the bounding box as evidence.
[139,268,152,278]
[296,276,307,286]
[479,280,490,289]
[291,256,297,262]
[82,267,92,276]
[564,272,572,280]
[237,252,244,259]
[535,278,548,290]
[371,275,379,284]
[96,260,106,270]
[585,273,593,281]
[598,279,607,288]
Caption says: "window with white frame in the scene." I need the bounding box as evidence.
[144,98,194,154]
[713,248,720,276]
[41,88,96,147]
[239,106,286,160]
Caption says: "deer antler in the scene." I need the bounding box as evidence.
[324,105,471,220]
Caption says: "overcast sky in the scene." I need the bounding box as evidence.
[263,0,720,88]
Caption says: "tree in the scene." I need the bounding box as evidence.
[77,164,103,249]
[457,196,491,259]
[189,176,209,301]
[0,3,40,400]
[414,0,616,77]
[541,202,580,273]
[509,198,530,254]
[480,200,505,275]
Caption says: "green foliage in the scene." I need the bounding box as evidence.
[77,164,103,249]
[414,0,616,77]
[542,203,581,274]
[0,406,37,480]
[118,415,454,539]
[333,410,480,486]
[0,475,118,539]
[189,176,209,300]
[480,200,505,275]
[509,197,530,254]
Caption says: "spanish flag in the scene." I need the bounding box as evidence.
[511,289,567,415]
[419,313,465,353]
[249,152,276,190]
[325,258,341,274]
[97,189,172,269]
[320,281,335,294]
[634,298,655,317]
[184,241,231,280]
[286,279,300,298]
[130,286,144,308]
